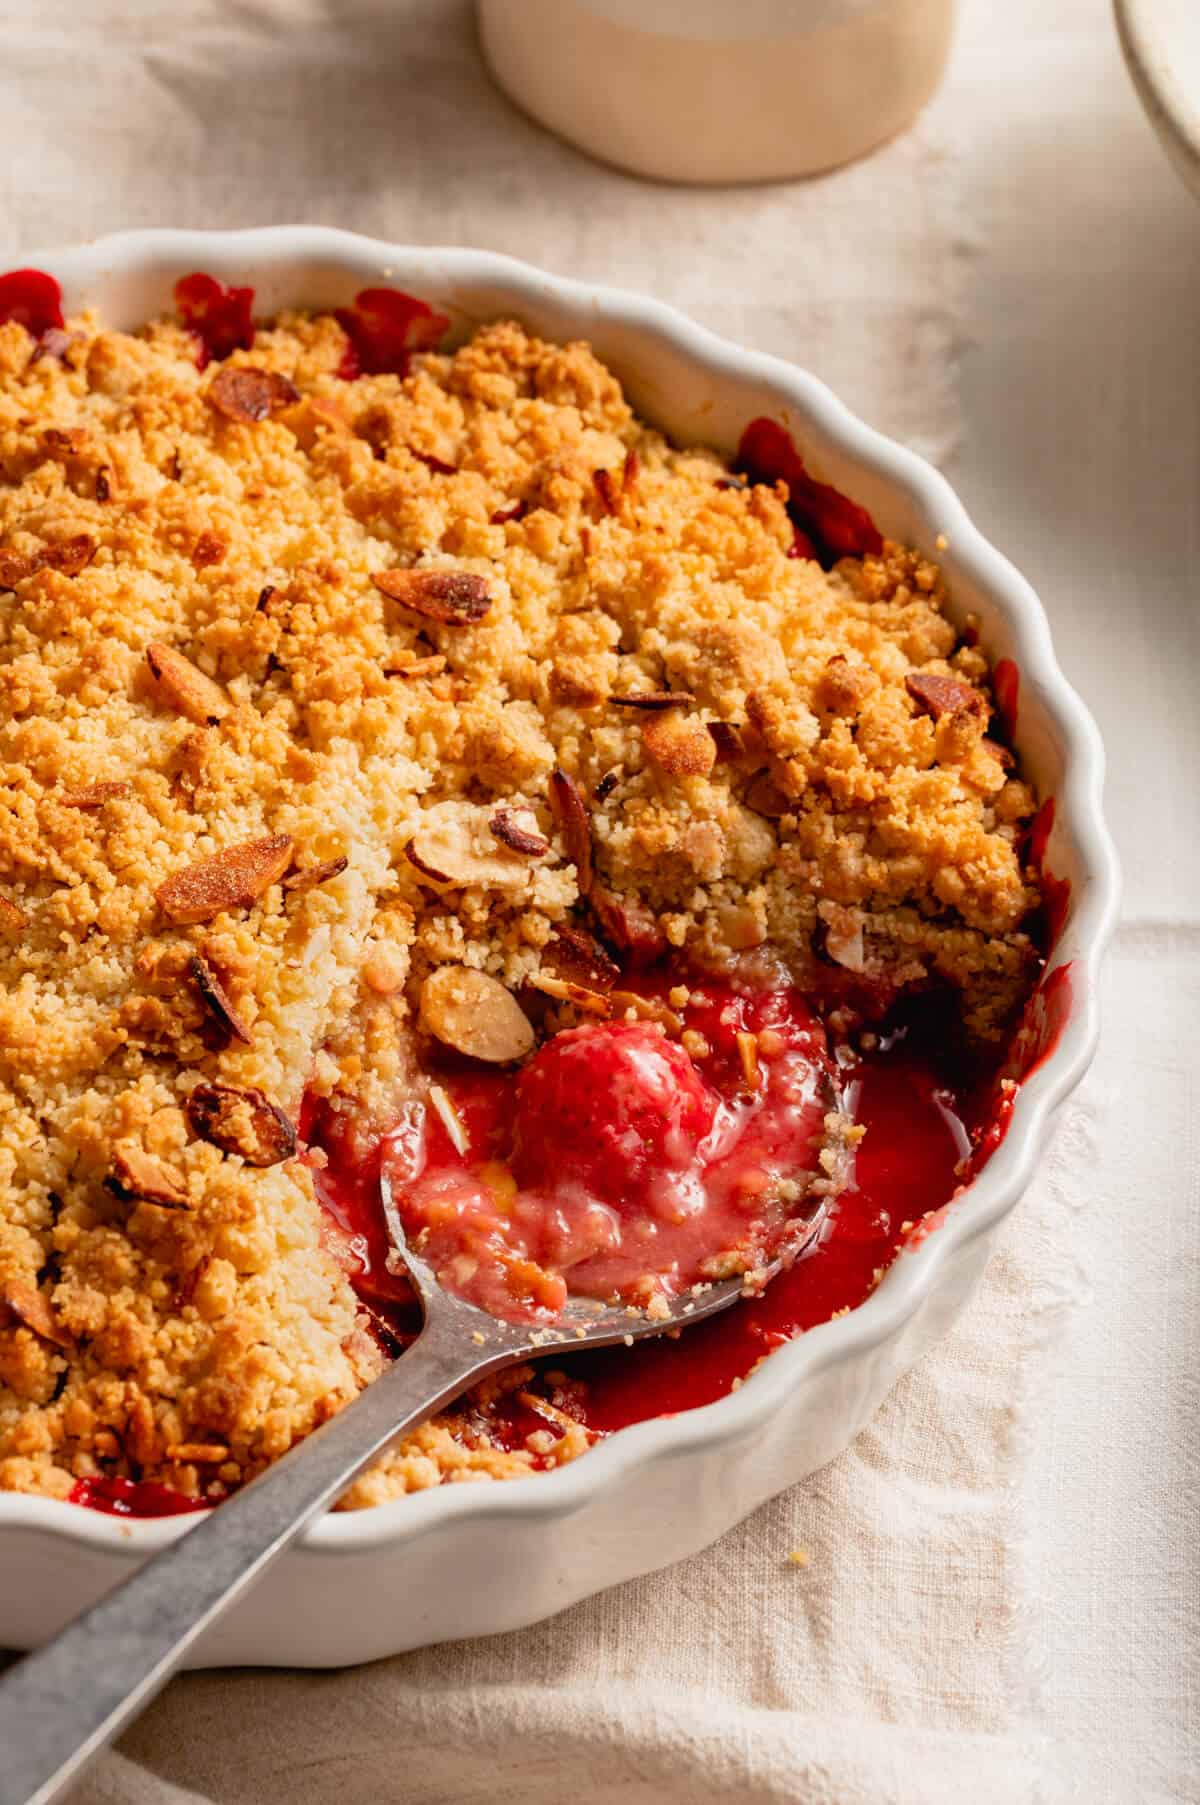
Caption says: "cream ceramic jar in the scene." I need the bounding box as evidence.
[478,0,956,184]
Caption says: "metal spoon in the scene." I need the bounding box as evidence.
[0,1175,827,1805]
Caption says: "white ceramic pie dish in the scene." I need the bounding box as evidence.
[1115,0,1200,201]
[0,228,1119,1665]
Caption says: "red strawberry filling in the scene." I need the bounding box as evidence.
[374,981,838,1324]
[174,273,256,368]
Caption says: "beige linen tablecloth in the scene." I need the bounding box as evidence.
[2,2,1197,1799]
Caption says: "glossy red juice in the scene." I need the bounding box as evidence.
[308,976,1016,1448]
[68,1475,211,1518]
[372,983,836,1322]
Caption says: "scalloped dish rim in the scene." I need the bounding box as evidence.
[0,228,1120,1560]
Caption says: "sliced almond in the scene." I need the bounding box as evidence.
[622,447,640,496]
[29,328,80,366]
[146,643,230,725]
[609,689,695,710]
[0,536,95,587]
[156,833,294,924]
[419,966,535,1064]
[905,672,987,722]
[590,885,665,963]
[743,769,791,819]
[707,721,743,763]
[109,1143,190,1209]
[186,1081,297,1166]
[191,531,225,570]
[188,954,253,1045]
[527,973,612,1016]
[821,905,866,973]
[165,1441,230,1463]
[372,568,492,625]
[735,1031,760,1090]
[41,426,90,458]
[384,654,446,680]
[40,534,95,578]
[208,365,299,423]
[0,1279,72,1348]
[0,549,32,589]
[406,800,535,893]
[428,1084,469,1156]
[283,855,348,895]
[642,708,717,778]
[0,894,26,929]
[593,467,620,516]
[59,781,129,810]
[489,806,549,858]
[546,924,619,990]
[609,990,683,1036]
[547,768,593,895]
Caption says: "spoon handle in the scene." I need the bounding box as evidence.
[0,1314,519,1805]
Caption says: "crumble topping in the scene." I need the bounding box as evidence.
[0,302,1040,1508]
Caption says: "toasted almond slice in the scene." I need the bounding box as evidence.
[41,426,90,458]
[0,1279,72,1348]
[188,954,253,1045]
[419,965,535,1064]
[905,672,987,721]
[736,1031,760,1090]
[185,1081,297,1166]
[821,905,866,973]
[40,534,96,577]
[282,855,349,895]
[981,736,1015,770]
[546,924,619,990]
[622,447,640,496]
[146,643,231,725]
[593,467,620,515]
[384,655,446,680]
[59,781,130,810]
[589,886,665,963]
[372,568,492,625]
[609,990,683,1036]
[165,1441,230,1463]
[642,708,717,778]
[707,720,743,762]
[609,690,695,710]
[156,833,294,924]
[547,768,593,895]
[406,800,534,892]
[0,895,26,929]
[29,328,80,366]
[0,549,32,589]
[489,806,549,858]
[527,973,612,1016]
[743,769,790,819]
[109,1143,190,1209]
[428,1084,469,1156]
[208,365,299,423]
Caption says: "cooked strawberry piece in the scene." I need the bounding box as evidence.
[175,272,256,369]
[737,416,882,567]
[513,1022,717,1214]
[0,268,65,338]
[335,287,449,379]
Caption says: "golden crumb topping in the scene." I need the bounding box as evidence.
[0,308,1039,1507]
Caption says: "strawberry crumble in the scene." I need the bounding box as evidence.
[0,273,1044,1513]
